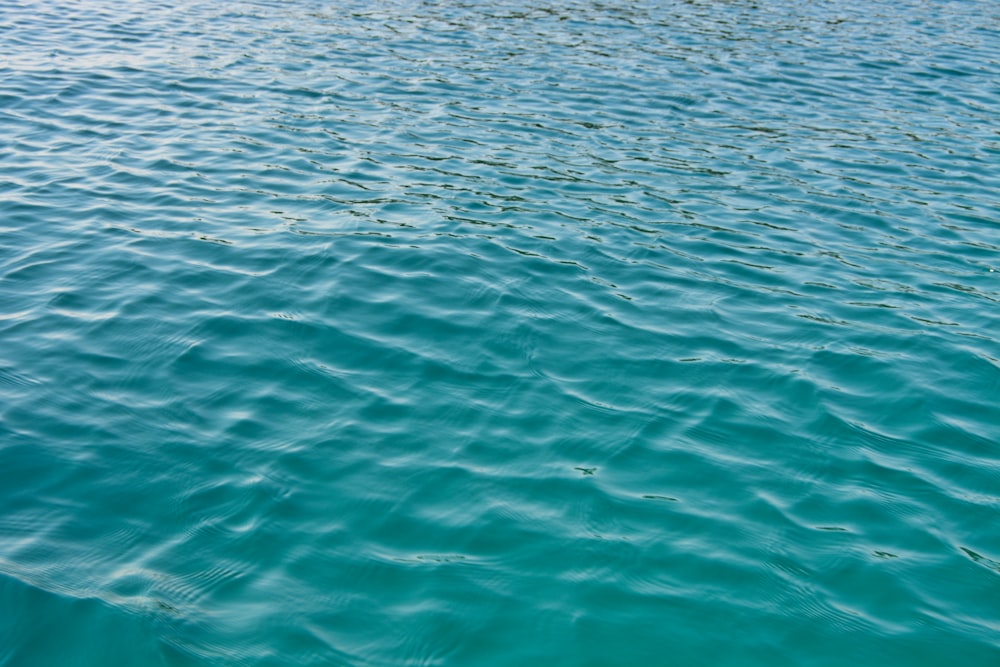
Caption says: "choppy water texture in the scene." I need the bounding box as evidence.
[2,0,999,665]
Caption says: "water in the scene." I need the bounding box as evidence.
[1,0,998,664]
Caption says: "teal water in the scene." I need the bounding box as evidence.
[1,0,998,664]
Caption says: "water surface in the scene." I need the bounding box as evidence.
[1,1,998,665]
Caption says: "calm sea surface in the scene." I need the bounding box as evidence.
[1,0,998,665]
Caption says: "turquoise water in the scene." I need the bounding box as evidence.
[1,0,998,664]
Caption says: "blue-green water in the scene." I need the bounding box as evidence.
[2,0,998,664]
